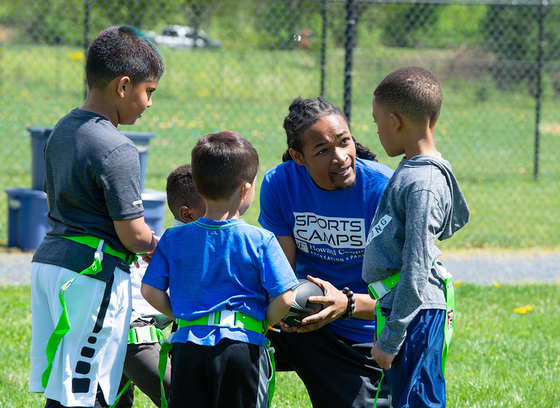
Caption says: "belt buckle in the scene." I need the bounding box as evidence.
[133,326,157,344]
[218,310,236,328]
[435,261,452,281]
[208,310,237,328]
[368,280,390,300]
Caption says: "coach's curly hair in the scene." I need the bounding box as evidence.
[281,96,376,162]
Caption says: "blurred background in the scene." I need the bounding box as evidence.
[1,0,560,251]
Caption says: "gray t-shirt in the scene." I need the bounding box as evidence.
[362,155,470,354]
[33,108,144,280]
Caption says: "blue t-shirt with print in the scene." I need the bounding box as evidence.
[258,157,393,343]
[142,218,299,347]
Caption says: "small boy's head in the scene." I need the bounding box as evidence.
[166,164,206,223]
[86,25,164,91]
[373,66,442,128]
[191,131,259,202]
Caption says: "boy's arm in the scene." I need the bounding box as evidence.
[114,217,157,254]
[266,289,293,326]
[141,283,174,320]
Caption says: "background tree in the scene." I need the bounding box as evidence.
[380,3,443,48]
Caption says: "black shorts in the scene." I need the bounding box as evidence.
[170,339,271,408]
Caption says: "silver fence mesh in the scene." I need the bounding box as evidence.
[1,0,560,250]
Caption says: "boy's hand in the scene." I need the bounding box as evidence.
[140,254,152,264]
[140,234,160,264]
[371,340,395,370]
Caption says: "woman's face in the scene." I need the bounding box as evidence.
[291,114,357,191]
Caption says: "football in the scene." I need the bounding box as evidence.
[283,279,325,327]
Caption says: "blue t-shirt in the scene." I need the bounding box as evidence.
[142,218,299,346]
[258,158,393,343]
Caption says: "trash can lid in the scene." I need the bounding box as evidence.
[5,187,47,198]
[122,131,154,145]
[142,189,167,201]
[27,128,53,139]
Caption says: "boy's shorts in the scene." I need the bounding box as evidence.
[386,308,446,407]
[171,339,271,408]
[29,262,132,407]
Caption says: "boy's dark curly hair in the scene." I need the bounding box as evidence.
[166,164,203,220]
[374,66,442,127]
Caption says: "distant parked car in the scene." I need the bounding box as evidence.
[146,25,222,48]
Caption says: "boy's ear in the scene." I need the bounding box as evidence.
[117,76,132,98]
[239,181,252,199]
[389,112,402,132]
[289,148,305,166]
[178,205,195,223]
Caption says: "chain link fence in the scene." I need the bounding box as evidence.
[1,0,560,250]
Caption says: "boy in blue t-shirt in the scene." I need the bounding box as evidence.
[116,164,206,408]
[142,131,298,408]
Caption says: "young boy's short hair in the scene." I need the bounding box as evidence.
[86,25,165,90]
[166,164,203,219]
[191,131,259,201]
[374,66,442,126]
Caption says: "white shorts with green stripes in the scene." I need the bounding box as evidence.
[29,262,131,407]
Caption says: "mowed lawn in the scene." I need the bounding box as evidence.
[1,282,559,407]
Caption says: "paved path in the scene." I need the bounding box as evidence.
[0,251,36,285]
[1,249,559,286]
[440,249,560,284]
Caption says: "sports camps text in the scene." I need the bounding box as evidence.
[293,212,366,248]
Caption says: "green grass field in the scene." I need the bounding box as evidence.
[2,283,559,407]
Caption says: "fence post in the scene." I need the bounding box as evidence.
[533,0,546,181]
[320,0,328,97]
[343,0,356,126]
[83,0,90,100]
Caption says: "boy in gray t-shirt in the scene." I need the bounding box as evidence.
[29,26,164,408]
[362,66,470,407]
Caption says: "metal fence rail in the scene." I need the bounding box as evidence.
[1,0,560,249]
